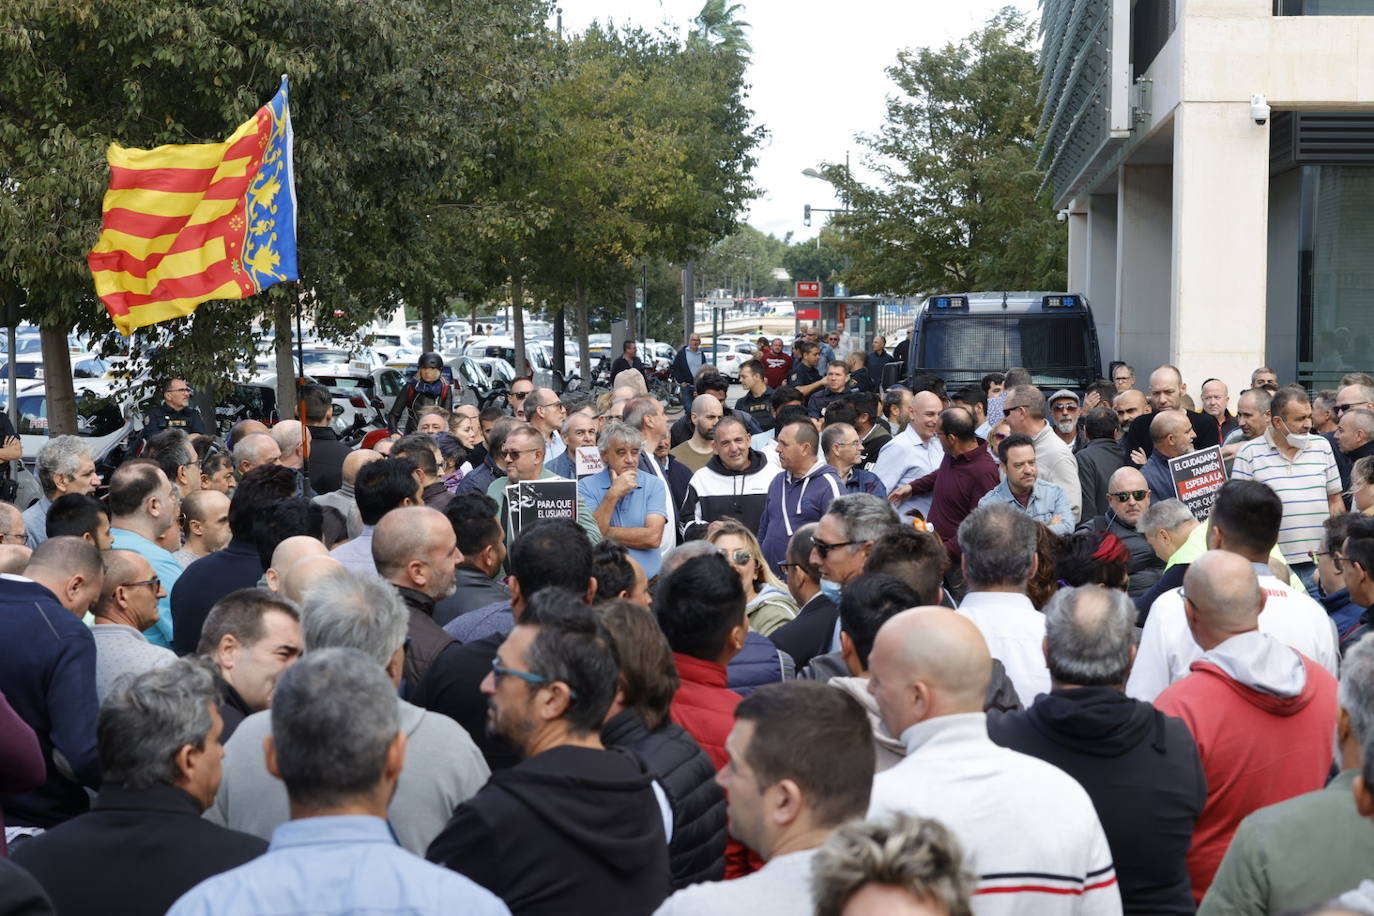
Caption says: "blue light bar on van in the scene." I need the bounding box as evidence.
[930,296,968,310]
[1043,295,1080,309]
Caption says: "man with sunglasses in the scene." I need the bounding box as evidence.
[506,379,534,417]
[1334,403,1374,499]
[90,549,175,703]
[485,424,601,553]
[1076,467,1165,598]
[427,590,670,914]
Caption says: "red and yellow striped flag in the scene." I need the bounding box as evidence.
[88,78,297,336]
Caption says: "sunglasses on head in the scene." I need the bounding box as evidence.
[1109,490,1148,503]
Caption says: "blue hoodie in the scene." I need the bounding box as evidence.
[758,459,842,574]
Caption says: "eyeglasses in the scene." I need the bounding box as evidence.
[510,391,531,400]
[1052,403,1078,412]
[1310,549,1346,573]
[123,577,161,592]
[166,387,191,394]
[1112,376,1133,383]
[812,535,860,558]
[726,548,753,567]
[777,562,800,575]
[500,447,541,461]
[1109,490,1149,503]
[1335,403,1372,416]
[490,659,576,698]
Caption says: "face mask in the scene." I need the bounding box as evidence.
[1279,419,1311,449]
[818,579,843,603]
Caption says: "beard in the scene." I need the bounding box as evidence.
[1055,417,1077,435]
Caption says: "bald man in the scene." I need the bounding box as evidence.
[1076,466,1165,598]
[313,448,379,540]
[874,391,946,519]
[279,554,345,605]
[228,419,269,449]
[1140,410,1196,504]
[1155,551,1339,903]
[232,433,281,477]
[1123,365,1220,460]
[262,536,329,595]
[372,506,458,687]
[866,607,1121,912]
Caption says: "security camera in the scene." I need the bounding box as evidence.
[1056,209,1070,223]
[1251,94,1270,126]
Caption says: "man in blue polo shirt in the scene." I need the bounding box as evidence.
[579,421,668,578]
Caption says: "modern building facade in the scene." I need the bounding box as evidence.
[1041,0,1374,391]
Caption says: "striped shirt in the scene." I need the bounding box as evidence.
[1232,430,1340,562]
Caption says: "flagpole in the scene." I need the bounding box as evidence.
[295,281,310,494]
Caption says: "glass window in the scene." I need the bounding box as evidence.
[1276,0,1374,13]
[379,370,404,397]
[1301,165,1374,384]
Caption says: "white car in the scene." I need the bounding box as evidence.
[3,377,148,471]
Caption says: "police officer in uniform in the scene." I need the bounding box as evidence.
[140,378,209,443]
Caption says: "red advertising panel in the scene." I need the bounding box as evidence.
[796,281,821,298]
[795,308,820,321]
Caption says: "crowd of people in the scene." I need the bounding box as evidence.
[3,331,1374,915]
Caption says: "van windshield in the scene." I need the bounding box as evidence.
[918,315,1093,388]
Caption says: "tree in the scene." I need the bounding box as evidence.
[697,225,787,297]
[691,0,752,58]
[828,7,1066,297]
[0,0,552,430]
[782,227,847,296]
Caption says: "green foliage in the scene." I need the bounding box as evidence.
[698,225,788,297]
[829,7,1067,297]
[0,0,552,426]
[782,227,847,296]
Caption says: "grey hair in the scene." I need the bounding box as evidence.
[660,539,722,578]
[232,433,275,469]
[1137,499,1197,538]
[1346,408,1374,442]
[270,420,303,453]
[956,503,1038,588]
[1240,387,1272,414]
[1043,585,1136,686]
[36,435,90,495]
[598,420,643,453]
[622,396,661,433]
[1342,383,1374,405]
[826,493,900,545]
[300,569,408,667]
[1341,636,1374,749]
[821,423,857,460]
[270,647,400,810]
[812,813,974,916]
[98,658,218,790]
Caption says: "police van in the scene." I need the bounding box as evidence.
[883,292,1103,392]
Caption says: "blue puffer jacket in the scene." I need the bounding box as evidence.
[727,632,794,696]
[757,459,843,574]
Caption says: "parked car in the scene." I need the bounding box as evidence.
[3,377,149,474]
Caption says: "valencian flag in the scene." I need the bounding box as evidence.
[88,77,298,336]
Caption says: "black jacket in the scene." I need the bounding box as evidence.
[610,355,650,383]
[433,565,511,627]
[216,678,255,744]
[1134,563,1186,625]
[427,745,670,916]
[1075,437,1126,522]
[1125,408,1219,459]
[669,348,703,386]
[387,378,454,435]
[860,426,891,471]
[601,710,726,890]
[414,636,520,772]
[170,538,265,656]
[0,858,53,916]
[139,403,209,441]
[11,784,265,916]
[304,424,351,495]
[987,687,1206,916]
[394,586,455,690]
[766,594,838,669]
[733,389,774,432]
[1076,510,1164,598]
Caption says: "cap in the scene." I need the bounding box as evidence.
[361,429,393,451]
[418,352,444,369]
[1049,389,1080,406]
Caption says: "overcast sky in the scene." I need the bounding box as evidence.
[555,0,1037,243]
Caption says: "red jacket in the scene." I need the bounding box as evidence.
[1156,652,1337,902]
[669,652,756,878]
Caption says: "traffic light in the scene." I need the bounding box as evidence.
[803,204,811,227]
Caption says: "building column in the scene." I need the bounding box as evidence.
[1086,193,1119,366]
[1171,100,1270,393]
[1116,163,1174,375]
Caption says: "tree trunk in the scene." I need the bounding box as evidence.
[40,323,76,436]
[510,277,527,378]
[680,260,696,346]
[575,278,591,383]
[274,297,295,423]
[421,299,434,353]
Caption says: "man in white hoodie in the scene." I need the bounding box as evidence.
[866,605,1121,915]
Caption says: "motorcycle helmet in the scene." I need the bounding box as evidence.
[418,352,444,370]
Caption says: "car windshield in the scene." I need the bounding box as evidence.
[917,315,1092,388]
[0,361,42,379]
[9,337,43,356]
[16,391,127,438]
[312,375,373,391]
[302,349,352,366]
